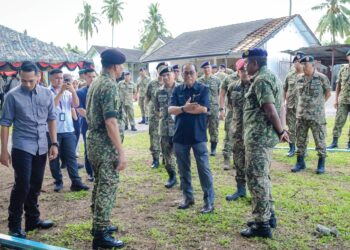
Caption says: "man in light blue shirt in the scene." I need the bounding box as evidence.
[48,69,89,192]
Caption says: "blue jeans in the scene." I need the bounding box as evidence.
[47,132,81,185]
[8,148,47,231]
[174,142,215,205]
[73,116,81,146]
[81,125,93,177]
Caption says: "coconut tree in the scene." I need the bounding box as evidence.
[102,0,124,47]
[139,2,171,50]
[312,0,350,44]
[75,2,101,51]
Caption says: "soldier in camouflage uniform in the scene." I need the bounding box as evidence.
[284,52,305,157]
[225,59,249,201]
[292,55,331,174]
[172,64,183,84]
[146,62,167,168]
[86,49,126,249]
[118,72,137,131]
[328,49,350,149]
[154,66,178,188]
[219,71,239,170]
[198,61,221,156]
[240,48,288,239]
[137,68,150,124]
[77,69,86,88]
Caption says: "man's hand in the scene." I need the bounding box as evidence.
[219,110,225,120]
[59,84,69,94]
[48,146,58,161]
[66,84,76,93]
[0,150,11,167]
[116,151,127,171]
[183,97,199,112]
[334,102,338,109]
[279,130,290,143]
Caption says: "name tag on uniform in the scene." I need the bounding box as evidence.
[59,113,65,121]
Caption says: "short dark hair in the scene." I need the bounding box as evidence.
[20,61,39,75]
[84,68,96,74]
[49,69,63,76]
[182,63,197,72]
[248,57,267,68]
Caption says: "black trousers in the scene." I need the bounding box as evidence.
[8,148,47,231]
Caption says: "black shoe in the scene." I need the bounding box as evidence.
[107,225,118,233]
[178,199,195,209]
[247,213,277,229]
[70,182,90,192]
[9,229,26,239]
[291,155,306,172]
[210,142,217,156]
[88,174,95,182]
[287,143,296,157]
[200,204,214,214]
[138,117,145,124]
[151,158,159,169]
[77,163,84,169]
[145,117,149,125]
[25,219,54,232]
[131,125,137,131]
[316,157,326,174]
[92,229,124,249]
[54,183,63,192]
[124,125,128,130]
[60,163,67,169]
[241,221,272,238]
[165,171,177,189]
[327,137,338,149]
[226,185,246,201]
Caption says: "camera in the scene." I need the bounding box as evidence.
[64,78,71,85]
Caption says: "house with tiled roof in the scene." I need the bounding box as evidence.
[141,14,320,81]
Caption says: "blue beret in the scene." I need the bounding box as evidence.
[200,61,210,68]
[220,64,226,68]
[139,67,146,71]
[101,48,126,65]
[346,49,350,56]
[292,51,305,63]
[78,69,86,74]
[300,55,314,63]
[211,64,217,68]
[172,64,179,70]
[242,48,268,58]
[159,66,173,76]
[156,62,168,70]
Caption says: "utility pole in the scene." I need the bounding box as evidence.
[289,0,292,16]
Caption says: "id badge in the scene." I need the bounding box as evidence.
[59,113,65,121]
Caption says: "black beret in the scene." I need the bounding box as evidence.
[292,51,305,63]
[156,62,168,70]
[242,48,268,58]
[300,55,314,63]
[211,64,217,68]
[172,64,179,70]
[49,69,63,75]
[200,61,210,68]
[101,48,126,65]
[220,64,226,68]
[346,49,350,56]
[159,66,173,76]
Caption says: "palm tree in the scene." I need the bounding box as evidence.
[102,0,124,47]
[139,3,171,50]
[75,2,101,52]
[312,0,350,44]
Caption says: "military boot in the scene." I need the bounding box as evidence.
[287,143,295,157]
[316,157,326,174]
[92,229,124,249]
[131,125,137,131]
[240,221,272,239]
[291,155,306,172]
[222,156,230,170]
[138,116,145,124]
[210,142,217,156]
[327,137,338,149]
[124,125,128,130]
[165,169,177,189]
[145,117,149,125]
[247,212,277,229]
[151,157,159,169]
[226,184,247,201]
[347,140,350,150]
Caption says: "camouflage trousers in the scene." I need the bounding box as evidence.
[286,107,297,143]
[296,118,327,157]
[123,104,135,126]
[232,134,246,185]
[332,103,350,139]
[87,132,119,231]
[138,96,148,118]
[207,106,219,143]
[149,116,161,159]
[161,136,176,173]
[245,144,274,222]
[222,109,233,159]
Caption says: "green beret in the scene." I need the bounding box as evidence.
[159,66,173,76]
[300,55,314,63]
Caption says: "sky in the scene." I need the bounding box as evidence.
[0,0,326,52]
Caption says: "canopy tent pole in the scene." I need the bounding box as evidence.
[330,47,335,88]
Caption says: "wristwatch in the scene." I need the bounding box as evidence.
[277,130,286,136]
[50,142,59,148]
[181,106,186,113]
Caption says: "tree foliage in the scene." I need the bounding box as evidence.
[102,0,124,47]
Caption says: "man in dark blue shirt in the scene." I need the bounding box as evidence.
[169,63,215,214]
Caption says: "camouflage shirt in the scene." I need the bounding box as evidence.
[296,70,331,123]
[154,85,175,137]
[337,64,350,104]
[228,78,247,136]
[146,79,163,116]
[118,80,136,106]
[221,73,239,110]
[284,68,299,109]
[214,71,228,82]
[198,75,221,107]
[243,66,283,148]
[137,76,151,97]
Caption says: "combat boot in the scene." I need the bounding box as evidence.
[316,157,326,174]
[131,125,137,131]
[92,229,124,249]
[165,169,177,188]
[138,116,145,124]
[210,142,217,156]
[240,221,272,239]
[226,184,247,201]
[287,143,295,157]
[222,156,230,170]
[291,155,306,172]
[347,140,350,150]
[247,212,277,229]
[124,125,128,130]
[327,137,338,149]
[151,157,159,169]
[145,117,149,125]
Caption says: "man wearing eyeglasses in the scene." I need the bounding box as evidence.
[168,63,215,214]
